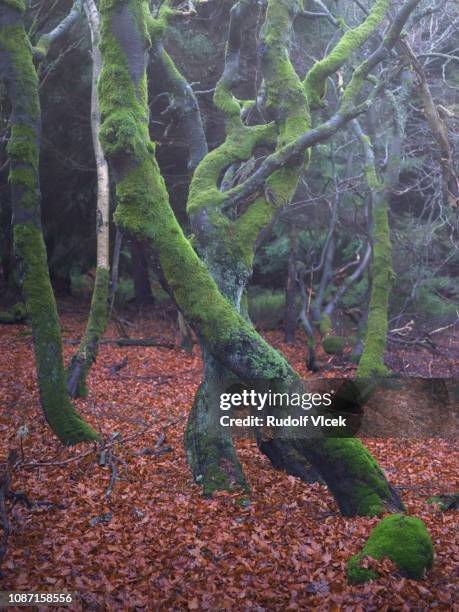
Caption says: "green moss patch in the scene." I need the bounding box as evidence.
[322,335,344,355]
[347,514,434,583]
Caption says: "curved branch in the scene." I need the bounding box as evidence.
[304,0,389,108]
[324,242,372,316]
[220,0,422,212]
[150,44,208,170]
[34,0,83,60]
[401,39,459,208]
[213,0,256,126]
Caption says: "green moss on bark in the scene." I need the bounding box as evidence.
[304,0,389,108]
[187,123,276,216]
[318,312,332,335]
[318,438,404,516]
[98,0,296,380]
[15,225,99,443]
[184,378,248,496]
[357,202,392,379]
[2,7,98,444]
[230,0,310,265]
[347,514,434,583]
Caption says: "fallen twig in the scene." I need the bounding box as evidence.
[116,338,176,349]
[107,356,129,374]
[19,417,185,469]
[104,449,119,501]
[64,337,177,349]
[388,335,439,353]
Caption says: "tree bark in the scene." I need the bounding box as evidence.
[0,1,98,444]
[150,43,208,171]
[184,348,247,496]
[67,0,111,398]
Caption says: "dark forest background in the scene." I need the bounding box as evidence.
[1,0,457,351]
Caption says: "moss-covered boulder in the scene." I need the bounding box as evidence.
[347,514,434,584]
[322,335,344,355]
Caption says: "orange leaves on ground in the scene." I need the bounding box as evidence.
[0,304,458,609]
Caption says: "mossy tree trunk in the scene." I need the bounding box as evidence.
[0,0,98,444]
[67,0,110,399]
[184,348,247,496]
[185,0,397,491]
[185,0,315,487]
[98,0,419,516]
[354,70,412,379]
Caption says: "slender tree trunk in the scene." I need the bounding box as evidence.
[298,269,319,372]
[284,224,298,344]
[311,236,335,334]
[177,311,194,353]
[67,0,110,398]
[353,70,411,379]
[0,1,97,444]
[356,197,392,378]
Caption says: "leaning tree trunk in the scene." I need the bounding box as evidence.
[185,0,318,489]
[67,0,110,399]
[98,0,409,516]
[0,0,98,444]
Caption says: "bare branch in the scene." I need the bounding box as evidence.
[34,0,83,60]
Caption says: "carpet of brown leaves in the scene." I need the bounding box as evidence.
[0,304,458,610]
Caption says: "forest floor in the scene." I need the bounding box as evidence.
[0,301,458,610]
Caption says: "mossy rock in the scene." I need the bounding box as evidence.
[322,335,344,355]
[347,514,434,584]
[0,302,27,324]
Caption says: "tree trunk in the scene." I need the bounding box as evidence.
[353,70,411,379]
[98,0,407,516]
[67,0,110,398]
[284,224,298,344]
[0,1,98,444]
[184,348,247,496]
[298,270,319,372]
[177,311,194,353]
[356,198,392,378]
